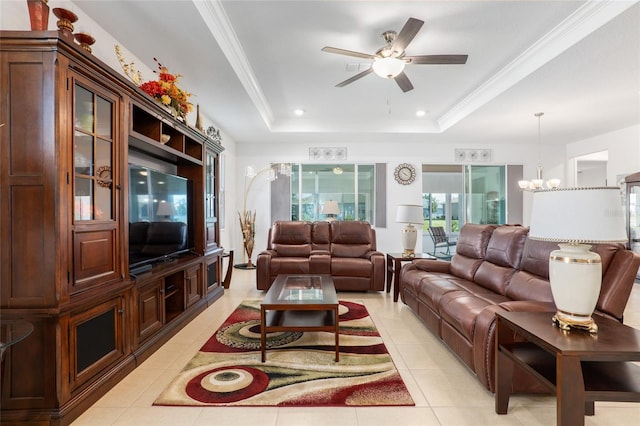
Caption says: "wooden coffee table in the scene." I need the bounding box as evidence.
[495,311,640,426]
[260,274,339,362]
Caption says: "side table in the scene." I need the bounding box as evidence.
[221,250,234,289]
[495,311,640,426]
[386,253,433,302]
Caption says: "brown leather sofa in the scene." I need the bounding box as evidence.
[256,220,385,291]
[400,223,640,393]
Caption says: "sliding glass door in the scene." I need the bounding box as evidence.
[290,164,376,222]
[464,165,506,225]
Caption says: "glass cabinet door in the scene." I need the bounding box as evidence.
[74,83,113,221]
[204,146,219,252]
[71,77,120,291]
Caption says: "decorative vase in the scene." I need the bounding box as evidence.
[52,7,78,37]
[195,104,203,131]
[27,0,49,31]
[74,32,95,54]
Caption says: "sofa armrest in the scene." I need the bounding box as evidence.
[472,300,556,392]
[364,250,384,260]
[369,251,386,291]
[310,249,330,256]
[256,250,277,290]
[411,258,452,273]
[258,249,277,258]
[597,250,640,321]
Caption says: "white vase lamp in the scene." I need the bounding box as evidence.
[529,187,627,333]
[396,204,424,257]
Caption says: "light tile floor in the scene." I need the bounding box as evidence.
[72,269,640,426]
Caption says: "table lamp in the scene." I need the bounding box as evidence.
[156,200,176,221]
[322,200,340,221]
[396,204,424,257]
[529,187,627,333]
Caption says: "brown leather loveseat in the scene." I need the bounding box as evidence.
[400,223,640,393]
[256,220,385,291]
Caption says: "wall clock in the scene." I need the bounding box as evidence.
[394,163,416,185]
[96,165,112,188]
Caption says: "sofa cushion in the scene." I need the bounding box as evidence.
[270,221,312,257]
[450,224,496,281]
[502,238,555,302]
[505,270,554,303]
[331,257,372,278]
[484,225,528,268]
[330,221,373,258]
[268,257,310,275]
[454,224,497,259]
[414,275,465,313]
[311,221,331,251]
[518,238,557,279]
[439,291,508,341]
[474,225,529,294]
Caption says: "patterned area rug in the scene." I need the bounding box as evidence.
[154,299,414,407]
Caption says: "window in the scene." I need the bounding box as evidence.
[290,164,376,223]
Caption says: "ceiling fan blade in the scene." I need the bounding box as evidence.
[335,67,373,87]
[391,17,424,53]
[406,54,468,64]
[321,46,375,60]
[394,71,414,92]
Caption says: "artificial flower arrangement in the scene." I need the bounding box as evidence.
[115,46,192,120]
[139,58,193,120]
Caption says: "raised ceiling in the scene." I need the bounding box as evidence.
[73,0,640,146]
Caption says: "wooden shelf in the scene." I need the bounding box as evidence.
[130,103,203,165]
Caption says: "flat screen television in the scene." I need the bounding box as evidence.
[128,163,193,273]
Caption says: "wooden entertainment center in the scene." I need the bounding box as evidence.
[0,31,224,425]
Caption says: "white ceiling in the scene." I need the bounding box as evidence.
[73,0,640,147]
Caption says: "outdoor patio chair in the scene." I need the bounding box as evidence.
[428,226,456,258]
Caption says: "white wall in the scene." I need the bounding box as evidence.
[1,0,239,253]
[566,125,640,186]
[235,139,556,256]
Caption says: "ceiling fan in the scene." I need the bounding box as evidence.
[322,17,468,92]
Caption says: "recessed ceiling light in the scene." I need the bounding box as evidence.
[416,110,426,117]
[293,109,305,116]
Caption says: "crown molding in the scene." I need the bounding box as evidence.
[438,0,638,133]
[193,0,274,129]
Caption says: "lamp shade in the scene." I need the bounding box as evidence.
[529,187,627,243]
[156,200,176,216]
[322,200,340,215]
[396,204,423,224]
[372,57,405,79]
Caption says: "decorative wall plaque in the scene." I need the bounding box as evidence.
[309,147,347,161]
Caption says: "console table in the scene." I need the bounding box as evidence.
[495,311,640,426]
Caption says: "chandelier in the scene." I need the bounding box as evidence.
[518,112,560,191]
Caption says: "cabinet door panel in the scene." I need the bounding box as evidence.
[69,296,127,390]
[73,228,117,290]
[185,265,202,307]
[137,280,163,342]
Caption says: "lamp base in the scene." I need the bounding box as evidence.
[549,243,602,335]
[552,310,598,333]
[401,224,418,258]
[402,249,415,258]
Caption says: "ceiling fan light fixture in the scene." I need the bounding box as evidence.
[372,57,405,79]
